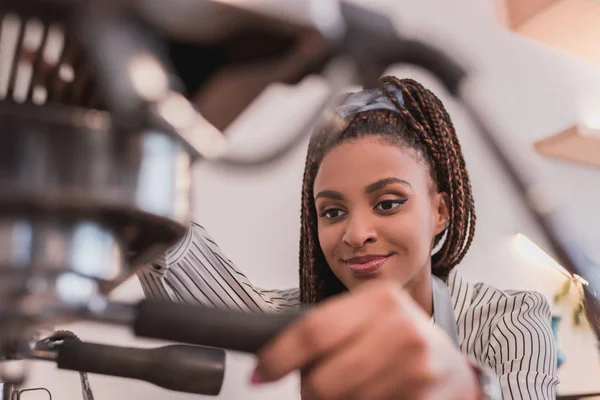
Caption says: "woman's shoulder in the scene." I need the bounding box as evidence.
[448,269,552,325]
[448,270,556,374]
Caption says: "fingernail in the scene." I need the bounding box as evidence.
[250,367,265,385]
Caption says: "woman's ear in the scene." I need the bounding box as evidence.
[433,192,450,236]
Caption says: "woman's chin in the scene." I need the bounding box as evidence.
[342,269,390,292]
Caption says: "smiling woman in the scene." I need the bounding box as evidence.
[313,138,447,313]
[137,76,559,400]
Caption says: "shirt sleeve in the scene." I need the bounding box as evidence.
[485,291,559,399]
[136,221,300,313]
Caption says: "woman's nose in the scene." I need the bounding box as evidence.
[342,213,377,248]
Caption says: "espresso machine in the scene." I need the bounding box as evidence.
[0,0,243,396]
[0,1,598,398]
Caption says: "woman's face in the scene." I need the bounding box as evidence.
[313,136,449,293]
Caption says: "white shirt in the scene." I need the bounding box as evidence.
[137,222,559,399]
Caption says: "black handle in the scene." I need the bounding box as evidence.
[56,342,225,396]
[133,300,304,353]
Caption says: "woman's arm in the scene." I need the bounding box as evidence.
[486,291,559,399]
[136,222,300,313]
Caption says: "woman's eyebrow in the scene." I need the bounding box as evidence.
[365,177,412,194]
[315,190,344,201]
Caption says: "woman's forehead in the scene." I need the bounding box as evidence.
[313,137,431,193]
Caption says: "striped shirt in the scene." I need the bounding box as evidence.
[137,222,559,399]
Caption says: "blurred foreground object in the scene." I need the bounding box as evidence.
[0,330,226,398]
[0,0,352,392]
[0,0,244,392]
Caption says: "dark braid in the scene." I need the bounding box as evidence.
[299,76,476,304]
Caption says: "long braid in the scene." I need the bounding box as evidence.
[299,136,321,304]
[382,76,475,277]
[299,134,346,304]
[438,101,477,263]
[299,76,476,303]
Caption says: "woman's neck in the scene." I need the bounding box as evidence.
[404,266,433,317]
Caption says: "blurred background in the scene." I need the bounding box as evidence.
[2,0,599,398]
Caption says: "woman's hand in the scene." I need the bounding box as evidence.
[251,281,480,400]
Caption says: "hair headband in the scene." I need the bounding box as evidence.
[333,84,405,119]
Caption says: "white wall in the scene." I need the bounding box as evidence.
[22,0,600,398]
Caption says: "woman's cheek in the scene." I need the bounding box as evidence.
[318,223,340,259]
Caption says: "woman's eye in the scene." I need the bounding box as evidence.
[320,209,347,220]
[375,199,405,212]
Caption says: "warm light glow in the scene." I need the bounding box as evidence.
[513,233,590,286]
[578,92,600,137]
[581,114,600,131]
[513,233,572,277]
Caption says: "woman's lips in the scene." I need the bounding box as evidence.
[345,255,391,276]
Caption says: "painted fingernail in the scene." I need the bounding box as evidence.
[250,367,265,385]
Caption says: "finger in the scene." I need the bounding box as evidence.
[256,281,406,382]
[300,312,413,400]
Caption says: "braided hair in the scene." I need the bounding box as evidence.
[298,76,476,304]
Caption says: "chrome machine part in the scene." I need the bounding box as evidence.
[0,383,19,400]
[0,0,201,357]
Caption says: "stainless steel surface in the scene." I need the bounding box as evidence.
[0,217,124,282]
[0,382,19,400]
[0,103,193,338]
[0,103,192,264]
[0,0,197,361]
[0,216,113,335]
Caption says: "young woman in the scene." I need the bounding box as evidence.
[138,77,559,399]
